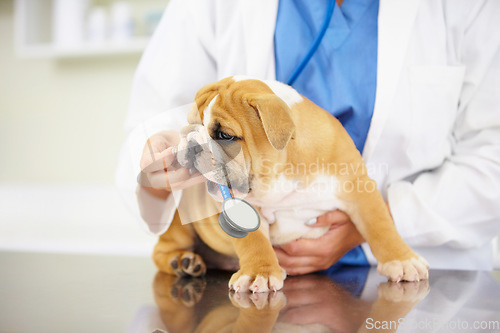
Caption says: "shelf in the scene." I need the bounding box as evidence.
[17,37,151,59]
[14,0,166,59]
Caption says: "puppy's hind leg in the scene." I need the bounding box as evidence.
[154,211,206,277]
[341,176,429,282]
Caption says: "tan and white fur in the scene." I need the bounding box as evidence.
[152,76,429,293]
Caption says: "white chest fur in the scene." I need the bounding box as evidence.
[246,175,344,245]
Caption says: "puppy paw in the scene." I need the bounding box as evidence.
[229,266,286,293]
[169,251,207,277]
[229,290,287,310]
[377,256,429,282]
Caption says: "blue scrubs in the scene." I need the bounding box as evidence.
[275,0,379,266]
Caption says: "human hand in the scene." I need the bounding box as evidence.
[273,210,365,275]
[138,130,205,192]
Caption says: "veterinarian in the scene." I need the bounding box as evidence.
[116,0,500,274]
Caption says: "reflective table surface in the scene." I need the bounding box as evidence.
[0,251,499,333]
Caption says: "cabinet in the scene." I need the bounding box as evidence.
[14,0,168,58]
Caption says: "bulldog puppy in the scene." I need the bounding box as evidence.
[152,76,429,292]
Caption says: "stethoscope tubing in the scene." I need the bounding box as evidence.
[286,0,335,86]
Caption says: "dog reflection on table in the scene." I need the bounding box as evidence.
[152,270,429,333]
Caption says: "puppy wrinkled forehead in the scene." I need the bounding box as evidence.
[202,94,218,127]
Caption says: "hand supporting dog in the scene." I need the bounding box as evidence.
[274,209,365,275]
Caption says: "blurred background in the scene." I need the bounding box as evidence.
[0,0,169,256]
[0,0,499,267]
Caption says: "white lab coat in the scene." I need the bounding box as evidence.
[116,0,500,270]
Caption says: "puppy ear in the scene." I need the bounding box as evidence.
[247,94,295,150]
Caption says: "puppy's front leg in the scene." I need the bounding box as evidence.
[229,225,286,292]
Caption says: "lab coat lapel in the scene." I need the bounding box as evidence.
[362,0,422,161]
[242,0,279,79]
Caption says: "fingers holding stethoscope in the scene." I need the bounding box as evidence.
[138,166,205,191]
[141,147,177,173]
[139,136,205,191]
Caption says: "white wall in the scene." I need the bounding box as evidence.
[0,0,156,255]
[1,1,137,184]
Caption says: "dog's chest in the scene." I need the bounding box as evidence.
[249,175,344,245]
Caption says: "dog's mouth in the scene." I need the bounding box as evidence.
[206,179,219,195]
[206,179,228,202]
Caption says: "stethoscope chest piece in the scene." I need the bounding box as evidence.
[218,197,260,238]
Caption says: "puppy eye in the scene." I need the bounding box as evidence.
[216,130,237,141]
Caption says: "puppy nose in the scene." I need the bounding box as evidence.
[185,139,205,166]
[193,144,203,155]
[187,139,202,154]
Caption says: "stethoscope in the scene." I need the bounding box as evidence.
[217,0,335,238]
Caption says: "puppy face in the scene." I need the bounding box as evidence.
[177,77,296,202]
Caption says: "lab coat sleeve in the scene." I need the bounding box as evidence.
[387,1,500,250]
[115,0,217,234]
